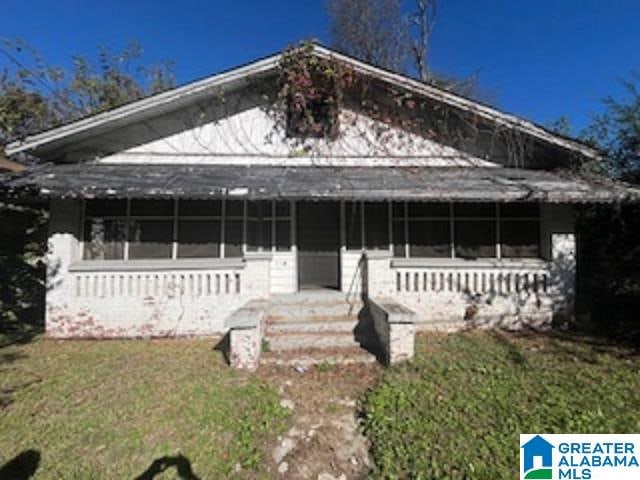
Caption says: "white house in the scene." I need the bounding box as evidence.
[4,44,637,368]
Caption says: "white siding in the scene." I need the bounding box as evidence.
[270,252,296,293]
[88,89,496,168]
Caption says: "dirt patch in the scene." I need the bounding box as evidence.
[257,362,381,479]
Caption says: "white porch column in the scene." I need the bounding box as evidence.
[550,233,576,323]
[365,250,394,298]
[46,199,83,334]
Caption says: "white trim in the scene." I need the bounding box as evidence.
[5,54,281,155]
[6,44,600,160]
[312,45,600,160]
[69,258,246,272]
[390,257,549,269]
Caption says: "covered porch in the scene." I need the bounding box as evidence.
[4,163,633,349]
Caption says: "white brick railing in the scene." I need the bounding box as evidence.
[365,252,555,329]
[68,259,246,299]
[47,257,271,338]
[392,260,550,296]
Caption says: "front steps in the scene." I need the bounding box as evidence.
[261,291,378,366]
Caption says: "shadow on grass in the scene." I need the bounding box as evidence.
[213,332,231,365]
[502,328,640,363]
[134,454,200,480]
[487,330,529,366]
[0,449,40,479]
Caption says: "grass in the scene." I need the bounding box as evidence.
[0,336,289,479]
[362,331,640,479]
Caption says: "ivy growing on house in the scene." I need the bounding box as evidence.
[277,42,354,140]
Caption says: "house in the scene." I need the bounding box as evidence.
[3,44,638,368]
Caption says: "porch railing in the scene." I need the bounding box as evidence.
[68,260,246,299]
[391,260,551,296]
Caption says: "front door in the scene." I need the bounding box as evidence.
[297,201,340,289]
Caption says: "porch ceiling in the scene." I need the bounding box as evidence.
[2,163,638,203]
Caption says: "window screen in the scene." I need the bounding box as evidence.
[345,202,362,250]
[364,202,389,250]
[177,220,220,258]
[500,203,540,258]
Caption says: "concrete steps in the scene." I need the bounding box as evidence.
[266,316,359,334]
[262,291,377,359]
[265,331,365,351]
[260,346,377,366]
[267,303,363,319]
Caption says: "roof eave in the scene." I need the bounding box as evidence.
[311,45,602,161]
[5,43,601,161]
[4,54,281,156]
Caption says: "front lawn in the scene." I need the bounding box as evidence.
[0,337,288,478]
[363,331,640,479]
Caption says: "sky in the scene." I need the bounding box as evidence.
[2,0,639,134]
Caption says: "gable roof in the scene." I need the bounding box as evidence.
[5,44,600,161]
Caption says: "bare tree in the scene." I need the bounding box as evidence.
[327,0,410,73]
[327,0,492,102]
[410,0,437,82]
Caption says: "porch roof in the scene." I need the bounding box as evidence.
[2,163,638,203]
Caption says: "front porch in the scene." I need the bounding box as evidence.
[45,195,574,340]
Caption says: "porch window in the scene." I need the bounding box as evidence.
[408,202,450,258]
[364,202,389,250]
[390,201,541,260]
[176,200,222,258]
[499,203,540,258]
[128,200,174,259]
[454,203,496,259]
[82,198,294,261]
[224,201,244,258]
[246,200,292,252]
[83,199,127,260]
[345,202,389,250]
[345,202,362,250]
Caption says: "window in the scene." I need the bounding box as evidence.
[408,203,450,258]
[392,202,406,257]
[82,199,294,261]
[500,203,540,258]
[177,200,221,258]
[128,200,174,259]
[246,201,292,252]
[365,202,389,250]
[391,201,541,260]
[83,200,127,260]
[274,202,292,251]
[344,202,389,250]
[345,202,362,250]
[224,201,244,258]
[454,203,496,259]
[247,201,272,252]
